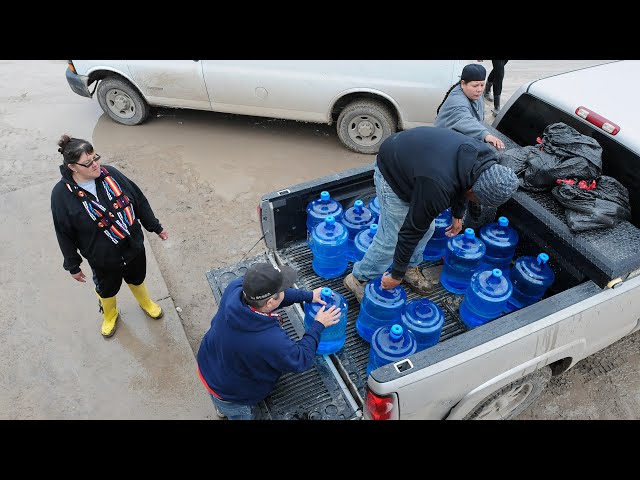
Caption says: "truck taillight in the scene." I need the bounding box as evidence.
[575,106,620,135]
[365,386,398,420]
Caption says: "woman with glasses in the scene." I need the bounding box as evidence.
[51,134,169,338]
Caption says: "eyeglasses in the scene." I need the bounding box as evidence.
[76,153,101,168]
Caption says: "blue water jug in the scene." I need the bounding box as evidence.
[353,224,378,262]
[476,216,519,277]
[342,199,375,262]
[400,298,445,351]
[423,208,453,261]
[304,287,349,355]
[366,324,417,376]
[367,195,381,223]
[306,191,344,248]
[311,216,349,279]
[505,253,555,312]
[440,228,486,294]
[459,268,513,329]
[356,276,407,343]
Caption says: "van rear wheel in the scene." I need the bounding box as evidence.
[462,366,552,420]
[337,99,396,154]
[96,76,150,126]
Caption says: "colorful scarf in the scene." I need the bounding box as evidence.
[65,166,136,245]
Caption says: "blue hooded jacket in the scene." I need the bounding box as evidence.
[196,277,324,405]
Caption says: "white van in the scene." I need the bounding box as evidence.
[65,60,466,154]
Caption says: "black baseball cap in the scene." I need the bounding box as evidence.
[243,263,298,301]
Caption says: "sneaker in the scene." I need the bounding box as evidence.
[215,406,227,419]
[343,273,366,303]
[484,91,494,102]
[403,266,434,295]
[492,106,501,117]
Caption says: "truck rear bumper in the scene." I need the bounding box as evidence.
[66,67,92,98]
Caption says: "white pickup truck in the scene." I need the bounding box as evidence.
[205,60,640,420]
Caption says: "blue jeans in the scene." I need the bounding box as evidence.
[352,165,435,281]
[208,393,260,420]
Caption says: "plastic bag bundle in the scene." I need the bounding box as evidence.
[551,175,631,232]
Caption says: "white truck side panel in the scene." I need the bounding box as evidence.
[368,275,640,419]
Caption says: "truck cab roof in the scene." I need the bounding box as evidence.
[520,60,640,153]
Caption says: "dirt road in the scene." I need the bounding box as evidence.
[3,59,638,420]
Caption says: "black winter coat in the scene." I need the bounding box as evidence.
[51,164,163,274]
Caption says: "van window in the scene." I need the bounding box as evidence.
[496,93,640,227]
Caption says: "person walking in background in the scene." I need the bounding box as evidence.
[434,63,505,150]
[51,134,168,338]
[343,126,519,303]
[483,60,509,116]
[196,262,341,420]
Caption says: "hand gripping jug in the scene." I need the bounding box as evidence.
[304,287,348,355]
[440,228,486,294]
[366,324,417,376]
[311,216,349,279]
[476,216,519,277]
[423,208,453,261]
[505,253,555,313]
[342,199,375,262]
[459,268,513,329]
[355,276,407,343]
[353,224,378,262]
[367,195,381,224]
[306,191,344,248]
[400,298,445,351]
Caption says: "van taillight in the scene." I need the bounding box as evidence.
[575,106,620,135]
[365,386,398,420]
[67,61,76,74]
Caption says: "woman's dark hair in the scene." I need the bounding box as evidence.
[436,82,459,115]
[57,134,94,166]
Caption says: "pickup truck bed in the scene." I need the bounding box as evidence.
[205,128,640,420]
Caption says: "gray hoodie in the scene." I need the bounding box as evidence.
[434,84,489,142]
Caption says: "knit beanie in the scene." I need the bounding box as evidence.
[472,164,519,207]
[460,64,487,82]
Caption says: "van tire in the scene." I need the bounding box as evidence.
[462,366,552,420]
[96,77,150,126]
[337,99,396,154]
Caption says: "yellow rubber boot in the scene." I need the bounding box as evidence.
[127,282,163,319]
[96,291,119,338]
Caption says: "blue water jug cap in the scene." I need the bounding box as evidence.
[325,216,335,226]
[464,228,475,239]
[537,253,549,264]
[390,324,403,339]
[321,287,332,299]
[370,224,378,235]
[492,268,502,278]
[498,216,509,227]
[320,191,330,201]
[354,199,364,213]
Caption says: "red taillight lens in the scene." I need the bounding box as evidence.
[365,387,396,420]
[575,106,620,135]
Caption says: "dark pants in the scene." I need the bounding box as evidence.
[487,60,509,96]
[91,250,147,298]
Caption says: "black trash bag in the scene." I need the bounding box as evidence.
[540,123,603,176]
[551,175,631,232]
[498,145,536,176]
[520,122,603,192]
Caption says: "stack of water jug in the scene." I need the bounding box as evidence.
[306,191,379,279]
[439,217,555,329]
[305,193,557,371]
[354,273,447,375]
